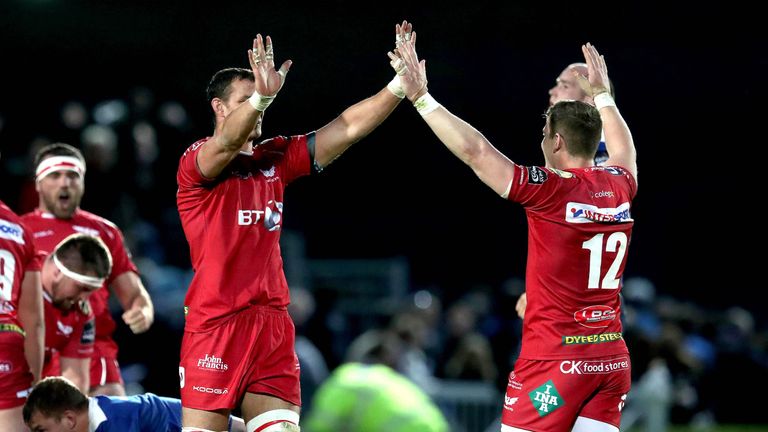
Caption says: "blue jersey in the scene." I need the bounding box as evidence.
[89,394,181,431]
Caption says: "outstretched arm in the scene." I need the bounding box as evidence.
[576,43,637,182]
[391,26,515,197]
[198,35,292,178]
[313,21,411,168]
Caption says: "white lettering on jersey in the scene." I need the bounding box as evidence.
[566,202,632,224]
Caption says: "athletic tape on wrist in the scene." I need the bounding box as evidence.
[413,92,441,116]
[248,92,275,112]
[387,75,405,99]
[593,92,616,111]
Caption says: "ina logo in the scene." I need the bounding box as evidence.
[528,380,564,417]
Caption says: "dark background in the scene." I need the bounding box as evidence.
[1,0,764,407]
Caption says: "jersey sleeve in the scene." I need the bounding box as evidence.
[177,139,213,190]
[21,221,42,272]
[506,164,566,211]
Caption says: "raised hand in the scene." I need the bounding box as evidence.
[388,21,427,101]
[574,42,610,97]
[248,34,292,98]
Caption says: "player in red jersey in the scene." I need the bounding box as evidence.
[514,62,619,318]
[392,32,637,432]
[0,200,44,431]
[40,233,112,396]
[176,23,413,431]
[22,143,154,397]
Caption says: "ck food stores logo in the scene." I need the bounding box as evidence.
[528,380,564,417]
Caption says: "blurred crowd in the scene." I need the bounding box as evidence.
[2,89,767,431]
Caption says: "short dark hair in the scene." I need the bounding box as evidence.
[546,100,602,159]
[53,233,113,279]
[23,376,88,423]
[206,67,254,104]
[33,142,85,170]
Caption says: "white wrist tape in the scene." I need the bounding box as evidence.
[413,93,441,116]
[593,92,616,111]
[248,92,275,112]
[386,75,405,99]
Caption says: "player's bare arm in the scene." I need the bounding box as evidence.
[60,357,90,393]
[313,22,410,168]
[576,43,637,182]
[198,34,292,178]
[113,271,154,334]
[393,24,516,197]
[19,270,44,383]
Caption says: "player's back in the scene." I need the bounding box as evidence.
[91,393,181,431]
[507,165,637,360]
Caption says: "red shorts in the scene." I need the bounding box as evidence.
[179,305,300,411]
[0,342,34,409]
[90,355,123,388]
[501,356,631,432]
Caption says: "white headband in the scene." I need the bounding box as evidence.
[36,156,85,182]
[53,254,105,288]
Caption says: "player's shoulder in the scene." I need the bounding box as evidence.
[181,137,211,159]
[255,134,310,157]
[581,165,635,187]
[0,205,30,246]
[74,210,121,233]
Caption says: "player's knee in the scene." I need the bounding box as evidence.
[246,409,300,432]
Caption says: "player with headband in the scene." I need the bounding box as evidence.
[22,143,154,397]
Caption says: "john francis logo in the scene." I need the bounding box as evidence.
[197,354,229,372]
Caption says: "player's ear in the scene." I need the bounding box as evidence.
[211,98,225,117]
[61,409,78,427]
[553,133,564,152]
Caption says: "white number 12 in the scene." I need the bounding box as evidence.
[582,232,628,289]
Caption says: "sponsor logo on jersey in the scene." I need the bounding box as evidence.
[237,200,283,231]
[260,166,275,177]
[56,320,74,336]
[192,385,229,395]
[33,229,55,239]
[573,305,617,328]
[527,166,548,185]
[80,320,95,345]
[566,202,632,223]
[197,354,229,372]
[559,357,629,375]
[562,332,623,345]
[0,218,25,245]
[548,168,574,178]
[73,225,100,238]
[503,395,519,412]
[0,360,12,374]
[589,190,615,198]
[507,371,522,390]
[528,380,564,417]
